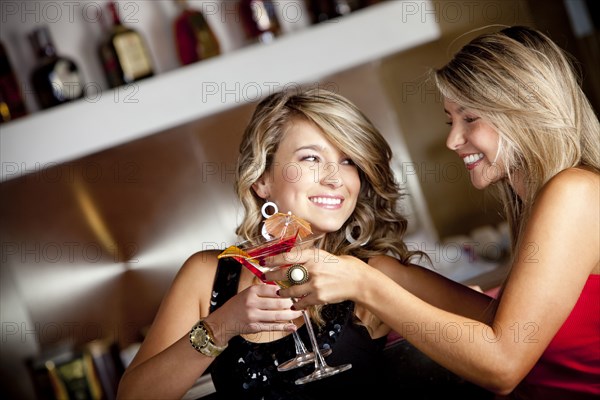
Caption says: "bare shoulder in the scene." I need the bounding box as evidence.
[129,250,222,365]
[536,167,599,211]
[543,167,599,193]
[169,250,221,310]
[178,250,221,277]
[525,167,599,273]
[173,250,221,282]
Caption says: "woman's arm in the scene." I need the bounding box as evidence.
[349,254,497,339]
[273,169,599,394]
[117,251,301,399]
[368,255,497,323]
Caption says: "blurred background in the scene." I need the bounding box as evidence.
[1,1,598,398]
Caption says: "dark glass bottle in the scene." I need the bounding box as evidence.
[305,0,364,23]
[238,0,281,44]
[173,0,220,66]
[29,27,85,110]
[99,1,154,88]
[0,41,27,123]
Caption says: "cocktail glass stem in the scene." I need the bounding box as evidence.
[277,317,331,371]
[294,309,352,385]
[302,310,327,367]
[292,330,309,354]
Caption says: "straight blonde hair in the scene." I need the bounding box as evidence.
[433,26,600,249]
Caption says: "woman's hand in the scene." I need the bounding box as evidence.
[263,248,367,309]
[206,283,303,343]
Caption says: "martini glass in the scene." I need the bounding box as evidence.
[218,233,352,383]
[218,234,330,371]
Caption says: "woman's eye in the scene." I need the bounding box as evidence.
[302,155,319,162]
[341,158,355,166]
[464,117,480,123]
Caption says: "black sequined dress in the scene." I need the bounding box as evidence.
[208,257,387,399]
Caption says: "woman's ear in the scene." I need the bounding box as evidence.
[252,173,271,200]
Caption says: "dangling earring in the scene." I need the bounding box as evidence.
[345,221,369,246]
[261,201,278,240]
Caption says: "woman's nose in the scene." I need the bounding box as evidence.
[446,126,466,151]
[321,163,343,188]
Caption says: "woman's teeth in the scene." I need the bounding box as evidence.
[310,197,341,205]
[463,153,484,166]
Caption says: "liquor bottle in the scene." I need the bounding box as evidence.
[173,0,220,66]
[0,41,27,123]
[29,27,85,110]
[238,0,281,44]
[99,1,154,88]
[361,0,384,7]
[305,0,363,23]
[27,346,104,400]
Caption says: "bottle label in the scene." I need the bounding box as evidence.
[113,32,152,81]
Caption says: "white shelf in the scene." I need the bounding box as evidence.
[1,1,440,182]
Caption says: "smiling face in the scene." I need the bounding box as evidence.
[444,99,505,189]
[253,119,360,235]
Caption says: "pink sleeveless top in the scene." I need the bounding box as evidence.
[517,274,600,399]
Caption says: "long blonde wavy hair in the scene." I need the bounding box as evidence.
[433,26,600,250]
[234,87,426,324]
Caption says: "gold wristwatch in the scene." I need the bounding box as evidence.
[189,320,228,357]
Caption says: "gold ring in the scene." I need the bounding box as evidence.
[286,264,309,285]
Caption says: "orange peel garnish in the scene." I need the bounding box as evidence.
[264,212,312,239]
[218,245,252,260]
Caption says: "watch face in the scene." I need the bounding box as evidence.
[191,326,208,347]
[190,321,227,357]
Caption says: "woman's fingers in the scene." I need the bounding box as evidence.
[288,296,310,310]
[263,266,288,282]
[274,283,306,300]
[241,322,298,336]
[257,307,302,322]
[252,282,281,297]
[263,245,322,269]
[244,284,303,318]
